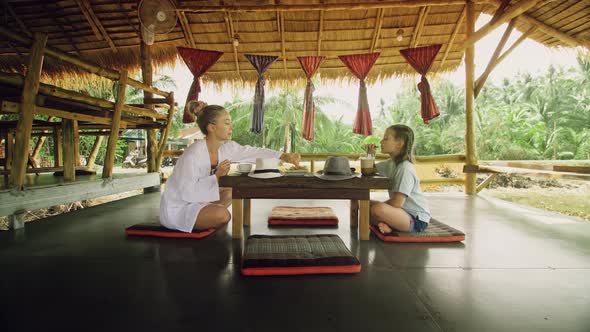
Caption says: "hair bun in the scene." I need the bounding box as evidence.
[189,100,208,116]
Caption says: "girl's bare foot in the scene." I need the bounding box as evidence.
[378,222,392,234]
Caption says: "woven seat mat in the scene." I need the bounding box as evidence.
[125,223,215,239]
[268,206,338,226]
[371,219,465,242]
[242,234,361,276]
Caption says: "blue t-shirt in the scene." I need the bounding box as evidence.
[376,159,431,222]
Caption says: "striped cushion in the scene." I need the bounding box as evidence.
[241,234,361,276]
[371,219,464,242]
[268,206,338,226]
[125,223,215,239]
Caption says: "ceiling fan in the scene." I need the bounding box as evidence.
[137,0,178,45]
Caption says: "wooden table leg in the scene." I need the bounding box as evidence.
[232,198,243,239]
[243,198,251,226]
[359,200,370,240]
[350,199,359,227]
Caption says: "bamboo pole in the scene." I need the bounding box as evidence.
[73,120,80,166]
[494,26,536,67]
[53,127,62,167]
[179,11,196,48]
[370,8,384,53]
[440,5,466,69]
[180,1,473,12]
[62,119,76,181]
[463,0,542,47]
[31,116,55,160]
[476,173,497,193]
[141,42,159,174]
[74,0,117,52]
[474,18,516,97]
[102,71,128,179]
[280,11,287,75]
[317,10,324,56]
[410,6,429,48]
[226,12,241,77]
[156,93,175,169]
[464,1,477,195]
[0,26,171,97]
[11,32,47,190]
[86,134,104,169]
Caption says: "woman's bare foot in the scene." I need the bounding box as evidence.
[378,222,393,234]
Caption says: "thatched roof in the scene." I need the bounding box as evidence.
[0,0,588,86]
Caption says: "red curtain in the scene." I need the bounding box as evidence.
[297,56,325,141]
[338,53,380,136]
[400,44,442,124]
[177,47,224,123]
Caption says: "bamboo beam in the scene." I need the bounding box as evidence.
[494,26,536,66]
[1,0,32,37]
[440,5,466,69]
[0,26,171,97]
[86,134,103,169]
[476,173,497,193]
[370,8,384,53]
[464,1,477,195]
[74,0,117,52]
[226,12,241,76]
[474,18,516,98]
[411,6,430,48]
[62,119,75,181]
[179,11,196,48]
[280,11,287,75]
[180,1,473,12]
[11,32,47,190]
[463,0,542,47]
[102,71,127,179]
[317,10,324,56]
[156,93,175,169]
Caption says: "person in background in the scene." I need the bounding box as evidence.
[371,124,431,234]
[160,102,300,232]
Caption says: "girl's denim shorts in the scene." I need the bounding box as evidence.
[405,211,429,233]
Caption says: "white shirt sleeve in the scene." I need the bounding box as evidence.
[222,140,282,163]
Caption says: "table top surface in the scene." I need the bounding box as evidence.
[219,173,390,190]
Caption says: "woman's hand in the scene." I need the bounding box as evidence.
[215,159,231,179]
[280,153,301,167]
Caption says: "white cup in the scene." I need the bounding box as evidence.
[237,163,252,173]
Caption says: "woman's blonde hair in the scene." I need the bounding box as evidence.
[190,101,226,135]
[386,124,415,164]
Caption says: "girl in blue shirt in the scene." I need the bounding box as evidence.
[371,124,431,234]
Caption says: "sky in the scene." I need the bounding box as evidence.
[158,14,584,125]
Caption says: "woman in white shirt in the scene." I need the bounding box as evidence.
[160,103,300,233]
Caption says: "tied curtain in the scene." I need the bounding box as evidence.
[177,47,224,123]
[244,54,279,134]
[338,53,380,136]
[399,44,442,124]
[297,56,326,141]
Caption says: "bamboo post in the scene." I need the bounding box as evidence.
[62,119,76,181]
[156,92,175,169]
[102,71,128,178]
[53,127,62,167]
[11,32,47,190]
[31,136,46,161]
[86,134,104,169]
[73,120,80,166]
[464,1,477,195]
[141,42,159,174]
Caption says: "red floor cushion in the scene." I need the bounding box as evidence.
[267,206,339,226]
[125,223,215,239]
[241,234,361,276]
[371,218,465,242]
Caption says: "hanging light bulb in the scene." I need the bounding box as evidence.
[232,33,240,47]
[396,29,404,42]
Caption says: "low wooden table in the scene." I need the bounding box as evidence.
[219,174,390,240]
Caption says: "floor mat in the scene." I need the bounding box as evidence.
[125,223,215,239]
[371,218,465,242]
[267,206,338,226]
[241,234,361,276]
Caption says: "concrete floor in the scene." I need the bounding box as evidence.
[1,191,589,331]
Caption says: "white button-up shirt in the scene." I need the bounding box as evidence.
[160,139,282,232]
